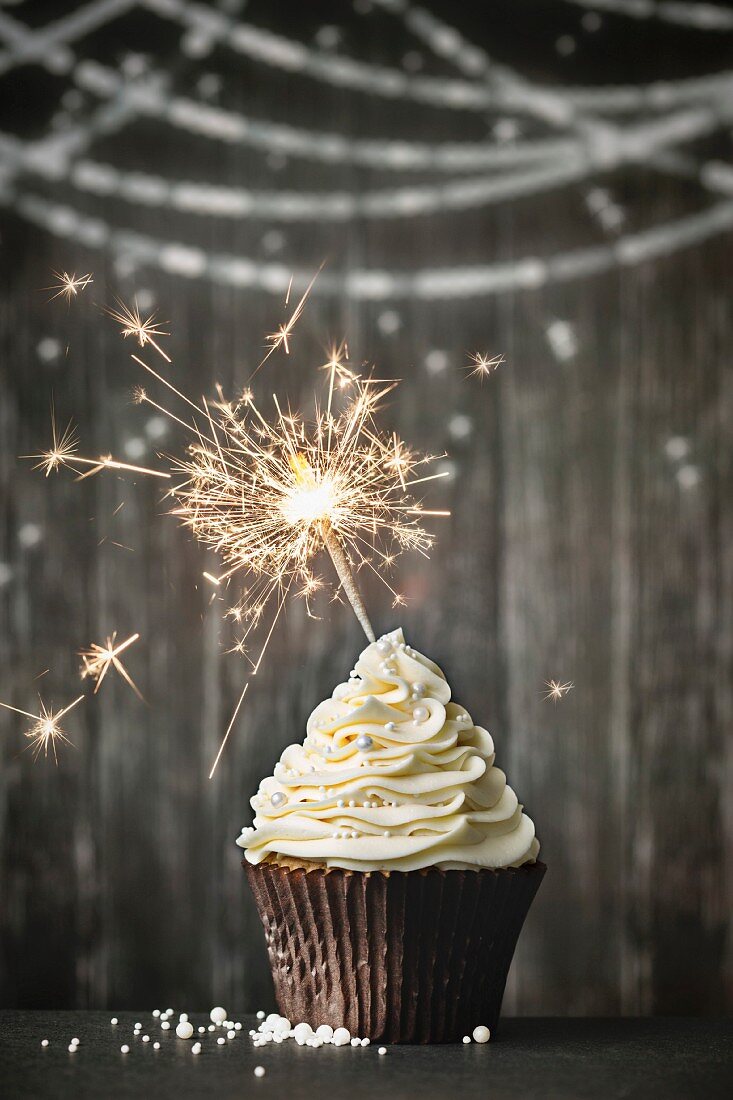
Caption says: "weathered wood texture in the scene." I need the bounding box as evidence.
[0,1,731,1014]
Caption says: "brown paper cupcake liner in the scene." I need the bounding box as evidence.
[244,858,546,1043]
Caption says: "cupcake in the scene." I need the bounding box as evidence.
[238,628,545,1043]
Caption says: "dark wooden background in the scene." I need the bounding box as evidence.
[0,0,731,1016]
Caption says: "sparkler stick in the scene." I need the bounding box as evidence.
[322,522,375,641]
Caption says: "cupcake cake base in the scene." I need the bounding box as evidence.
[245,858,546,1043]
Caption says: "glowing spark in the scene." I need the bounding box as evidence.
[24,410,171,482]
[466,353,504,381]
[79,632,143,700]
[0,695,84,763]
[253,265,323,378]
[543,679,574,703]
[105,298,171,362]
[45,270,93,303]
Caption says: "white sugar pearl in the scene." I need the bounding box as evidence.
[217,1036,226,1045]
[337,799,344,808]
[472,1025,491,1043]
[348,799,356,807]
[198,1026,205,1034]
[227,1030,235,1039]
[166,1008,173,1015]
[462,1035,471,1044]
[153,1042,160,1050]
[121,1045,130,1054]
[256,1010,266,1020]
[378,1046,387,1055]
[41,1039,49,1047]
[208,1024,216,1032]
[412,682,426,696]
[385,722,396,732]
[293,1022,312,1044]
[176,1022,194,1040]
[68,1044,77,1053]
[412,706,428,722]
[161,1021,170,1030]
[192,1042,201,1054]
[383,830,391,837]
[134,1021,141,1028]
[142,1035,150,1043]
[235,1022,242,1031]
[254,1066,266,1077]
[152,1010,160,1017]
[356,734,373,751]
[361,1037,370,1046]
[110,1017,118,1025]
[316,1024,334,1041]
[376,640,391,654]
[274,1017,291,1033]
[350,1037,360,1047]
[179,1013,188,1023]
[210,1007,227,1024]
[333,1027,351,1046]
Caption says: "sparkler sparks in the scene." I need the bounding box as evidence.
[45,270,93,303]
[26,411,170,483]
[105,298,171,362]
[79,632,142,700]
[543,679,574,702]
[466,352,504,380]
[0,695,84,763]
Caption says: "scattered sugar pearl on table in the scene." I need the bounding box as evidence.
[142,1035,150,1043]
[472,1025,491,1043]
[234,1022,242,1031]
[152,1009,160,1018]
[192,1042,201,1055]
[378,1046,387,1055]
[41,1039,49,1048]
[333,1027,351,1046]
[110,1018,118,1025]
[350,1037,361,1047]
[217,1036,226,1046]
[176,1021,194,1039]
[68,1044,77,1053]
[120,1045,130,1054]
[71,1037,80,1045]
[462,1035,471,1044]
[208,1024,216,1032]
[153,1042,160,1050]
[161,1021,170,1030]
[254,1066,266,1077]
[198,1026,206,1034]
[256,1010,266,1020]
[361,1038,370,1046]
[227,1030,236,1039]
[179,1013,188,1023]
[210,1007,227,1024]
[166,1008,174,1015]
[316,1024,333,1042]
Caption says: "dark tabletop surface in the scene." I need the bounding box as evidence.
[0,1013,731,1099]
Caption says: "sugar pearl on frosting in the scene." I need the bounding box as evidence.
[412,705,428,722]
[412,682,426,697]
[385,721,396,732]
[270,792,287,808]
[356,734,373,751]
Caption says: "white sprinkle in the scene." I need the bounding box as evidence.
[166,1008,174,1015]
[385,722,396,732]
[462,1035,471,1044]
[134,1022,141,1028]
[361,1037,370,1046]
[161,1021,170,1030]
[316,1024,334,1041]
[378,1046,387,1055]
[337,799,345,808]
[111,1018,118,1025]
[348,800,356,807]
[152,1009,160,1017]
[41,1040,49,1047]
[217,1036,226,1045]
[234,1022,242,1031]
[198,1026,206,1034]
[192,1042,201,1054]
[293,1022,313,1044]
[142,1035,150,1043]
[350,1037,360,1047]
[333,1027,351,1046]
[176,1021,194,1039]
[153,1042,160,1050]
[210,1007,227,1024]
[208,1024,216,1032]
[254,1066,266,1077]
[472,1025,491,1044]
[227,1030,235,1039]
[121,1045,130,1054]
[383,830,391,838]
[68,1044,77,1053]
[179,1013,188,1023]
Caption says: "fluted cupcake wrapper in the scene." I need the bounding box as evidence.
[244,859,546,1043]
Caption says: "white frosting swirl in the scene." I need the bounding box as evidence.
[237,629,539,872]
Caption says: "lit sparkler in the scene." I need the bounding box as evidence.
[0,694,84,763]
[34,269,449,775]
[466,352,504,381]
[79,632,143,700]
[543,679,574,702]
[26,411,171,483]
[45,270,93,303]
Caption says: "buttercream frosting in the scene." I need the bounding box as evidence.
[237,628,539,872]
